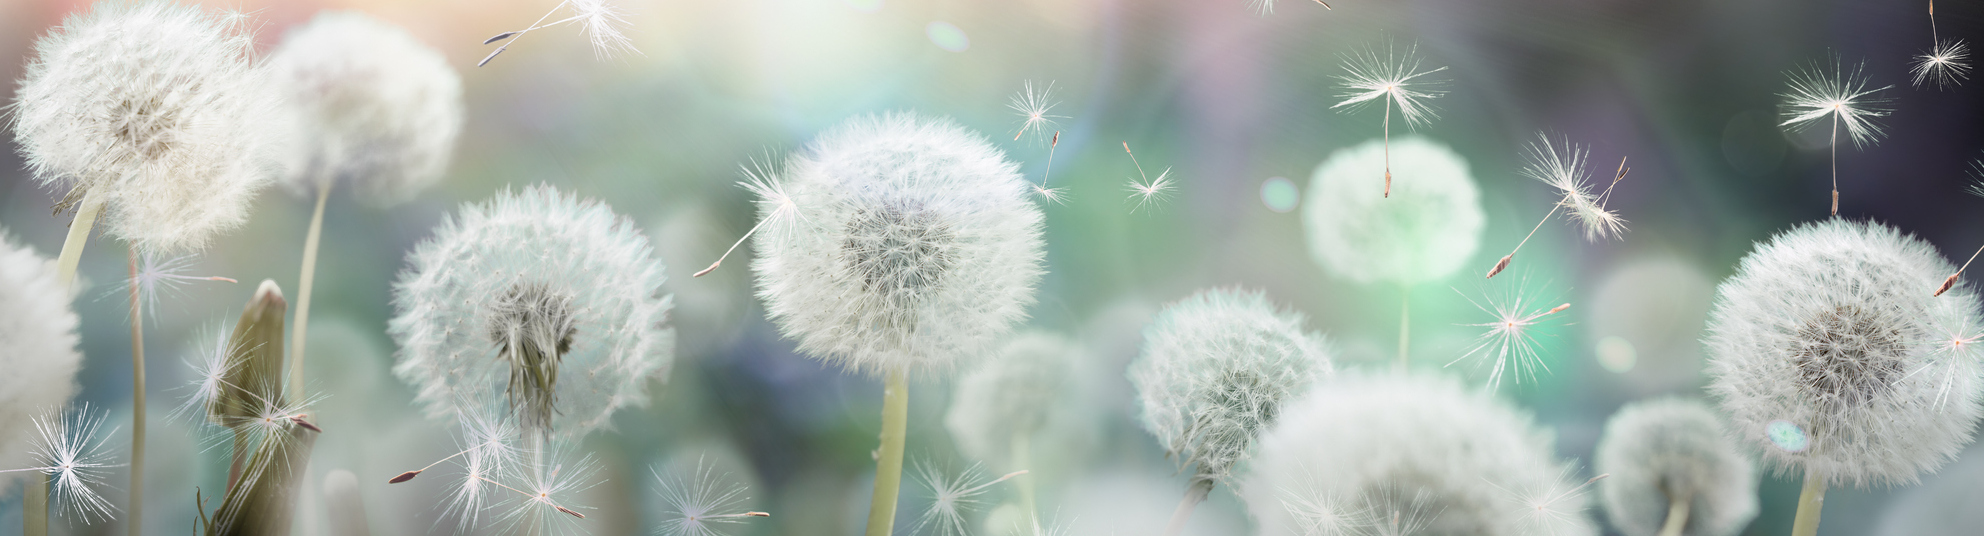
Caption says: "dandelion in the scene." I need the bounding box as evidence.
[1446,281,1572,389]
[0,406,120,524]
[480,0,636,66]
[1031,132,1067,205]
[490,450,600,534]
[1302,136,1484,366]
[0,230,86,487]
[697,159,805,278]
[1130,288,1332,536]
[1933,170,1984,297]
[944,332,1080,469]
[1910,1,1970,89]
[1243,372,1599,536]
[391,185,676,442]
[1704,219,1982,536]
[1487,136,1629,279]
[1333,42,1448,197]
[749,113,1043,536]
[1009,81,1064,143]
[1279,487,1367,536]
[1595,398,1758,536]
[655,458,769,536]
[123,252,237,320]
[911,462,1028,536]
[1123,142,1176,213]
[1779,56,1892,216]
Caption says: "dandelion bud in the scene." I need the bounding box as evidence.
[215,280,287,428]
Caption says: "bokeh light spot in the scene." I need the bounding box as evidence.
[927,22,969,52]
[1595,336,1636,373]
[1767,420,1809,453]
[846,0,883,12]
[1261,177,1298,213]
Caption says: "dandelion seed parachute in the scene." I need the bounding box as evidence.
[0,231,84,493]
[270,11,463,206]
[1302,136,1484,285]
[943,332,1082,468]
[11,0,277,254]
[390,184,676,440]
[751,113,1045,375]
[1705,219,1983,487]
[1243,372,1599,536]
[1595,398,1758,536]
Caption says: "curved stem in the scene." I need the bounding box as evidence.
[291,179,331,398]
[25,473,46,536]
[55,191,104,289]
[1791,467,1826,536]
[127,251,146,536]
[863,370,909,536]
[1657,492,1690,536]
[1162,477,1214,536]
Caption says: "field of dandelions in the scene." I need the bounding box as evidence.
[3,0,1984,535]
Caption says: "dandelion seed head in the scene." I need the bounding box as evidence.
[270,11,463,206]
[1779,56,1892,148]
[28,406,119,524]
[1911,39,1971,89]
[1244,372,1598,536]
[1131,288,1332,482]
[1705,219,1983,487]
[752,113,1044,375]
[944,332,1083,468]
[1333,43,1448,128]
[1303,136,1484,286]
[391,185,676,440]
[1521,135,1626,241]
[0,231,84,493]
[11,1,278,254]
[1595,398,1758,536]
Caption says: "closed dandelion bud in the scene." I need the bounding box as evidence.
[269,11,463,206]
[1130,288,1331,483]
[390,185,676,440]
[214,280,287,428]
[752,113,1045,375]
[0,230,84,492]
[1244,373,1598,536]
[1595,398,1758,536]
[943,332,1082,468]
[1705,219,1983,487]
[1302,136,1485,286]
[11,1,277,254]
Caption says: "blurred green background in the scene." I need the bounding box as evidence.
[3,0,1984,534]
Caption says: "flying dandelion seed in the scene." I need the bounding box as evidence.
[655,457,770,536]
[1447,281,1571,390]
[480,0,637,66]
[0,406,121,524]
[1914,310,1984,410]
[1278,487,1368,536]
[1911,1,1971,89]
[121,252,237,319]
[1333,42,1448,198]
[1123,142,1175,213]
[171,325,243,424]
[911,462,1027,536]
[1031,132,1068,205]
[1494,470,1606,536]
[1779,56,1892,215]
[697,162,804,277]
[488,450,600,534]
[1009,81,1064,143]
[1488,138,1630,279]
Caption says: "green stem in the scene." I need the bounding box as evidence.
[128,251,146,536]
[1657,492,1690,536]
[24,473,46,536]
[290,179,330,398]
[55,191,104,289]
[1792,467,1826,536]
[863,370,909,536]
[1162,477,1214,536]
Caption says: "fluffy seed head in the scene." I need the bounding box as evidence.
[11,0,277,254]
[391,185,676,440]
[1303,136,1485,286]
[0,231,84,494]
[751,113,1045,375]
[269,11,463,206]
[1595,398,1758,536]
[1244,372,1598,536]
[1705,219,1983,487]
[943,331,1083,468]
[1779,56,1892,148]
[1130,288,1332,482]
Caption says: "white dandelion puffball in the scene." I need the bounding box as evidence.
[943,331,1082,467]
[1595,398,1758,536]
[0,231,84,493]
[1705,219,1983,487]
[1303,136,1484,286]
[751,113,1045,375]
[11,1,276,254]
[390,185,675,440]
[1244,372,1598,536]
[1130,288,1331,482]
[269,11,463,206]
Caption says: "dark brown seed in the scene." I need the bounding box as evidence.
[557,506,585,519]
[1486,255,1512,279]
[483,31,518,45]
[1935,273,1960,297]
[389,471,420,484]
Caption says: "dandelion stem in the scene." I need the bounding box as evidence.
[1397,286,1411,370]
[863,369,910,536]
[1043,132,1060,187]
[1791,467,1826,536]
[1829,113,1839,216]
[24,472,46,536]
[1382,95,1393,198]
[1162,477,1214,536]
[127,251,147,536]
[1011,433,1037,526]
[1656,491,1691,536]
[54,190,104,289]
[291,179,330,399]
